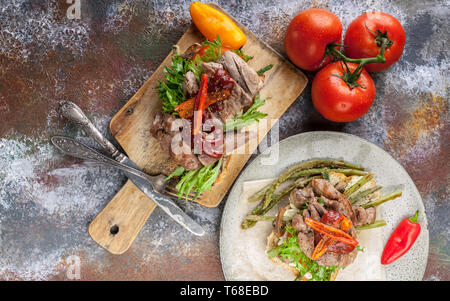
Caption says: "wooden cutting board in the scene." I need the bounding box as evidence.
[88,3,307,254]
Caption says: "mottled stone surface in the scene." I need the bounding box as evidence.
[0,0,448,280]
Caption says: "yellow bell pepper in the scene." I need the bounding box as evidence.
[189,2,246,49]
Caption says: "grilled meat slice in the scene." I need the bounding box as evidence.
[290,189,306,209]
[202,62,224,77]
[151,113,256,169]
[297,231,315,258]
[354,207,368,228]
[366,207,376,224]
[150,113,200,170]
[211,82,252,121]
[170,135,201,170]
[316,249,358,267]
[182,71,199,97]
[308,201,321,221]
[322,196,345,213]
[202,62,254,121]
[312,179,341,200]
[291,213,309,233]
[310,199,328,217]
[354,206,377,227]
[197,153,220,166]
[312,178,355,221]
[294,209,359,267]
[217,51,263,96]
[338,195,356,223]
[289,186,314,209]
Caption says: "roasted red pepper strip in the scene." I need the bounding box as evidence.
[311,237,334,260]
[174,89,230,119]
[174,97,195,119]
[311,214,353,260]
[305,217,359,247]
[381,210,421,265]
[192,73,208,135]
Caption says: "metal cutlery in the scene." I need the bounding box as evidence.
[55,101,205,236]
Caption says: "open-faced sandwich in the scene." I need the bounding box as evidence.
[242,159,402,281]
[150,4,273,200]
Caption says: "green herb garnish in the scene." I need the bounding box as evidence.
[257,64,273,75]
[232,47,253,62]
[267,225,340,281]
[223,94,268,131]
[317,196,325,206]
[155,36,225,114]
[201,35,224,62]
[356,245,365,252]
[156,55,191,114]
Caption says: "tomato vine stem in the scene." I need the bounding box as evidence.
[325,26,393,89]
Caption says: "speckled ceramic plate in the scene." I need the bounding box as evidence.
[220,131,428,281]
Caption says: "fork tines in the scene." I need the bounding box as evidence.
[164,184,199,202]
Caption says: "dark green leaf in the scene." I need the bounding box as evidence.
[165,166,185,181]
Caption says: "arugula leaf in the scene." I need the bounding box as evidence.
[223,94,268,131]
[173,157,223,201]
[165,166,185,181]
[268,225,341,281]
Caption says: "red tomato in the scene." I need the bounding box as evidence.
[284,8,342,71]
[344,12,406,73]
[311,62,375,122]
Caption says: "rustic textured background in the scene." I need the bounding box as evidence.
[0,0,448,280]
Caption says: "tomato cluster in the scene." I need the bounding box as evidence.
[284,9,405,122]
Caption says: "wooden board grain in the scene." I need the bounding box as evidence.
[88,3,307,254]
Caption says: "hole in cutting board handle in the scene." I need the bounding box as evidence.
[110,225,119,235]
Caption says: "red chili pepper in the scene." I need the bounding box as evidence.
[381,210,421,265]
[192,73,208,135]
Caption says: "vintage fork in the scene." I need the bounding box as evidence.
[58,101,197,201]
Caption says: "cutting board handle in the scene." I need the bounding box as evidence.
[88,180,157,254]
